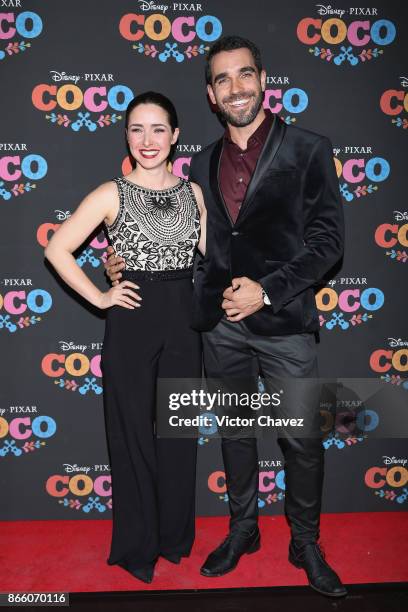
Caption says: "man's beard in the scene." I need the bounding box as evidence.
[217,89,264,128]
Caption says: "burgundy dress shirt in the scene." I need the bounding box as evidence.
[219,109,275,224]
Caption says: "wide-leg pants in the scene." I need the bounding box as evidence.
[202,316,324,547]
[101,271,202,570]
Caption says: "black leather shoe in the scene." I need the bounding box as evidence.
[288,541,347,597]
[117,558,156,583]
[200,528,260,577]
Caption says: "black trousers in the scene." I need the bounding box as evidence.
[101,271,202,570]
[202,316,324,547]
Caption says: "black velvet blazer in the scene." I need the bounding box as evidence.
[189,115,344,335]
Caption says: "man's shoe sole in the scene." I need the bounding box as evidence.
[200,534,261,577]
[288,553,348,598]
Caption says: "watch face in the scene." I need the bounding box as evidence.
[261,289,270,305]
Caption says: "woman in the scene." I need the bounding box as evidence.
[45,91,206,584]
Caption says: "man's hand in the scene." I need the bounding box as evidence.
[104,245,125,286]
[221,276,265,322]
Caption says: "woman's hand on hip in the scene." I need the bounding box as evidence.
[98,280,141,310]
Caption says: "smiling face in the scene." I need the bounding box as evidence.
[207,47,266,128]
[126,103,179,169]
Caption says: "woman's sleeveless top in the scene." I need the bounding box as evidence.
[104,176,200,271]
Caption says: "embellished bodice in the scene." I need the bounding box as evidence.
[104,176,201,271]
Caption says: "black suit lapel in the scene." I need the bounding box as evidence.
[235,114,286,226]
[209,137,233,225]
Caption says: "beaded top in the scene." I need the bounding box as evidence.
[104,176,200,272]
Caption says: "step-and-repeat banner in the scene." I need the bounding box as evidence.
[1,0,407,520]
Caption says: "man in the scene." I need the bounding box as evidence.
[105,36,346,597]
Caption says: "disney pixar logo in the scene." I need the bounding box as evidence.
[332,146,390,203]
[0,405,56,459]
[380,77,408,131]
[41,341,103,396]
[264,76,309,125]
[296,6,396,66]
[321,396,378,451]
[365,456,408,505]
[46,464,112,513]
[316,277,384,331]
[0,2,43,62]
[209,459,286,509]
[118,2,222,63]
[0,143,47,201]
[369,338,408,390]
[32,72,134,132]
[374,211,408,264]
[0,278,52,333]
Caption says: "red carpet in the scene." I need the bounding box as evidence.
[1,513,407,592]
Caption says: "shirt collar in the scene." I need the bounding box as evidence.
[224,109,275,150]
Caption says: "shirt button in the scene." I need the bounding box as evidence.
[238,177,243,183]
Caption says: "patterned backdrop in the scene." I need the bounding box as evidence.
[1,0,407,519]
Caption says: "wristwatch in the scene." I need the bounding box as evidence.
[261,287,271,306]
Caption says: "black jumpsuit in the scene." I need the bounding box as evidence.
[101,176,202,574]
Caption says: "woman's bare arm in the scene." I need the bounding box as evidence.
[44,181,140,310]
